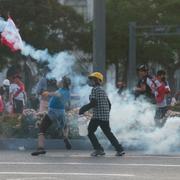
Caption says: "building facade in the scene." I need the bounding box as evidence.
[59,0,93,21]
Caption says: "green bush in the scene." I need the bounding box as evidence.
[0,113,80,139]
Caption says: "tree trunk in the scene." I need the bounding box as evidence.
[168,69,176,95]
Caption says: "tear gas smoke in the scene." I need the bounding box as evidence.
[105,83,180,154]
[21,42,75,80]
[21,42,91,104]
[7,38,180,154]
[0,17,7,32]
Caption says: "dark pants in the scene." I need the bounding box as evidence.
[13,99,24,113]
[154,106,168,127]
[88,118,123,151]
[39,114,52,134]
[39,114,68,136]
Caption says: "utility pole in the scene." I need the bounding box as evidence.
[127,22,137,89]
[93,0,106,77]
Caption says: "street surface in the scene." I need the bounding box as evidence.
[0,150,180,180]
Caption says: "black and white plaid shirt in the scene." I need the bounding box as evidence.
[90,86,111,121]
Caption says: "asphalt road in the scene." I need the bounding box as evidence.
[0,150,180,180]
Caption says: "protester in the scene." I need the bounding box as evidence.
[31,76,72,156]
[36,75,48,113]
[79,72,125,157]
[154,70,171,127]
[117,81,126,95]
[134,64,155,103]
[0,88,4,116]
[28,93,40,111]
[9,75,26,114]
[2,79,10,103]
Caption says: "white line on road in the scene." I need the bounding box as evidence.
[7,177,57,180]
[0,162,180,167]
[47,154,180,159]
[0,172,134,177]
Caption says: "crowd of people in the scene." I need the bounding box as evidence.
[133,64,180,127]
[0,65,179,157]
[133,65,170,127]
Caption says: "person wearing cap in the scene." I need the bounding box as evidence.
[31,76,72,156]
[79,72,125,156]
[134,64,155,102]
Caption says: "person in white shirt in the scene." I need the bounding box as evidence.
[9,75,26,114]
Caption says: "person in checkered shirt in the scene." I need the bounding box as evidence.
[79,72,125,157]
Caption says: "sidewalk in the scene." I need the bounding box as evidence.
[0,138,92,150]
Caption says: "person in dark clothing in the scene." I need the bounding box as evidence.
[117,81,126,95]
[134,64,155,103]
[79,72,125,157]
[2,79,10,104]
[29,94,40,111]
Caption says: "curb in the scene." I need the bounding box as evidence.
[0,138,146,151]
[0,138,93,150]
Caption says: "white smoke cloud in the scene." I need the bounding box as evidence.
[105,83,180,154]
[0,17,7,32]
[21,41,77,80]
[21,41,91,103]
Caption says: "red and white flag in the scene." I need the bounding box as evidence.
[1,17,23,52]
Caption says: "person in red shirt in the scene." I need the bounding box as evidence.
[154,70,171,127]
[9,75,26,114]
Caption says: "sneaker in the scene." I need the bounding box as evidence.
[90,150,105,157]
[115,150,125,156]
[31,148,46,156]
[64,138,72,150]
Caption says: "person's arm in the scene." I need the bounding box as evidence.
[36,77,47,95]
[9,85,14,105]
[165,81,171,94]
[79,98,97,115]
[108,98,111,110]
[42,91,61,97]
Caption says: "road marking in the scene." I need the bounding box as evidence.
[0,172,134,177]
[47,154,180,159]
[127,155,180,159]
[7,178,57,180]
[0,162,180,167]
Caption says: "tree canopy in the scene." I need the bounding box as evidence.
[0,0,91,68]
[106,0,180,72]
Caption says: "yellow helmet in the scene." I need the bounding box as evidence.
[89,72,104,82]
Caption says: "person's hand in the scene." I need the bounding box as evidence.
[79,106,86,115]
[42,91,49,97]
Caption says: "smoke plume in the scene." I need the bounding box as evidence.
[106,83,180,154]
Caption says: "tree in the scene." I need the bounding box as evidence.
[106,0,180,85]
[0,0,91,68]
